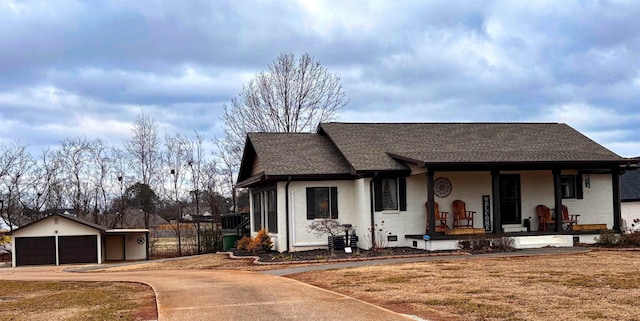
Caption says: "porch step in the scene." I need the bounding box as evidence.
[502,224,527,233]
[445,228,485,235]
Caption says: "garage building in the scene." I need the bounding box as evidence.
[10,213,149,267]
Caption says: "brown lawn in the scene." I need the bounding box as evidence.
[0,281,156,321]
[287,249,640,321]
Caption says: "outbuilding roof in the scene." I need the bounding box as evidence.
[9,213,107,234]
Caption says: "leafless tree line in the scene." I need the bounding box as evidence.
[0,111,236,231]
[1,52,346,233]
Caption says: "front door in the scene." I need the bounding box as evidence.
[500,174,521,224]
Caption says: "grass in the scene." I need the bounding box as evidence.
[287,250,640,321]
[8,248,640,321]
[0,281,156,321]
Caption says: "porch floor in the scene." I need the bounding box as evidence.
[405,229,611,241]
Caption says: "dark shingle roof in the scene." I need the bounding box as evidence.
[246,132,352,176]
[319,122,626,171]
[621,163,640,201]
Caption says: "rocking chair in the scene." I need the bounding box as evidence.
[425,201,449,233]
[452,200,475,228]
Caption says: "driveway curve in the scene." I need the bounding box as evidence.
[0,266,413,321]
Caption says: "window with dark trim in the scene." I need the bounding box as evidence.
[267,189,277,233]
[560,175,576,199]
[252,193,262,232]
[252,188,278,233]
[374,177,407,212]
[306,187,338,219]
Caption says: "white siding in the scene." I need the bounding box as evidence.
[12,216,101,237]
[622,201,640,230]
[253,170,616,253]
[124,232,147,260]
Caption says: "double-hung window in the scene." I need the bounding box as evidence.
[560,174,583,199]
[306,187,338,219]
[373,177,407,212]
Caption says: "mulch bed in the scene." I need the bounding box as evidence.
[233,247,449,263]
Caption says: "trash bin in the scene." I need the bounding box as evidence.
[223,234,237,251]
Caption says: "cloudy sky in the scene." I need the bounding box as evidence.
[1,0,639,157]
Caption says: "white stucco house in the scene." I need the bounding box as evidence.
[9,213,149,267]
[236,122,638,253]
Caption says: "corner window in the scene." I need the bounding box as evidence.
[560,175,576,199]
[267,189,277,233]
[252,193,262,232]
[374,177,407,212]
[306,187,338,219]
[252,187,277,233]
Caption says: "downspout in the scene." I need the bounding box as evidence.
[285,176,292,252]
[369,172,378,250]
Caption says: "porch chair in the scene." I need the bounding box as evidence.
[425,201,449,233]
[561,205,580,227]
[535,205,555,232]
[452,200,475,228]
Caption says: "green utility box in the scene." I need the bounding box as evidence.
[222,234,237,251]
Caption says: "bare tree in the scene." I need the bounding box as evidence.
[162,132,190,255]
[59,137,93,219]
[108,147,129,229]
[125,111,160,228]
[126,110,160,187]
[222,52,347,182]
[0,142,34,229]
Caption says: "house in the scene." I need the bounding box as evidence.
[236,122,638,252]
[9,213,149,267]
[621,161,640,232]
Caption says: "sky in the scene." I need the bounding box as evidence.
[1,0,639,157]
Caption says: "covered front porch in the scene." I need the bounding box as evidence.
[384,160,630,251]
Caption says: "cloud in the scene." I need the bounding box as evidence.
[0,0,638,158]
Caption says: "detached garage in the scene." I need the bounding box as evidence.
[10,214,149,267]
[11,214,104,267]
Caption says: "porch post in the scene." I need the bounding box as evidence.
[612,167,622,231]
[427,170,435,237]
[491,171,501,233]
[552,169,563,232]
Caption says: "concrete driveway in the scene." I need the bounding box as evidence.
[0,265,414,321]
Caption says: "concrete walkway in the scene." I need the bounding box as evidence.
[0,266,414,321]
[0,247,590,321]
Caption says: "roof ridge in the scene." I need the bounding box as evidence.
[322,121,563,125]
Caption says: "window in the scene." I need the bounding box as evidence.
[306,187,338,219]
[253,188,277,233]
[267,189,277,233]
[374,177,407,212]
[252,193,262,232]
[560,174,584,199]
[560,175,576,199]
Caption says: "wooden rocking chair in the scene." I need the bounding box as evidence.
[561,205,580,226]
[452,200,475,228]
[535,205,555,232]
[425,201,449,233]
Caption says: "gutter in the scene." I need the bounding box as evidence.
[285,176,292,252]
[369,172,378,250]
